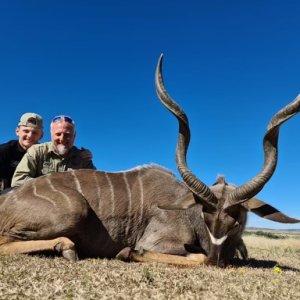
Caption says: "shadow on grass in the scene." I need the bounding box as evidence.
[231,257,300,272]
[29,252,300,273]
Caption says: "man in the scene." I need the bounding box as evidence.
[0,113,44,192]
[12,115,96,187]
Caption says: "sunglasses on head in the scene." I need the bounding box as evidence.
[52,115,74,124]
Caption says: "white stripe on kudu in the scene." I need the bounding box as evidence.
[70,171,83,194]
[208,230,228,246]
[93,172,102,209]
[46,176,72,206]
[33,182,58,207]
[137,170,144,226]
[123,173,132,237]
[104,172,115,216]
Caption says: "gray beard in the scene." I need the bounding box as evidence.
[56,144,68,156]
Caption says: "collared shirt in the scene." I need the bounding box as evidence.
[11,142,96,187]
[0,140,26,190]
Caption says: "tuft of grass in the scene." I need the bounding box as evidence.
[142,266,155,285]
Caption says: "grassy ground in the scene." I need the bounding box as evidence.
[0,231,299,299]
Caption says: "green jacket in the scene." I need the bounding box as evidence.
[11,142,96,187]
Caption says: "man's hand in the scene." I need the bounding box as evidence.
[80,148,93,160]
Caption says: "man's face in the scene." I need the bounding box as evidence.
[16,126,43,150]
[51,121,75,156]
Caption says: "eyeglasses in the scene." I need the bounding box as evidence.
[51,115,75,124]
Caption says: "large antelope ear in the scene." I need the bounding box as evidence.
[242,197,300,223]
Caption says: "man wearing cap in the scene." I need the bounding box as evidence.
[11,115,96,188]
[0,113,44,193]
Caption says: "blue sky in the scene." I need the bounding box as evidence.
[1,0,300,229]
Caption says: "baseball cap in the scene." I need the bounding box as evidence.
[18,113,44,130]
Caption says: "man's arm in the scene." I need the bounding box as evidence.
[84,159,97,170]
[79,148,96,170]
[0,142,9,177]
[11,147,38,187]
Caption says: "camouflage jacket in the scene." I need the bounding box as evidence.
[11,142,96,187]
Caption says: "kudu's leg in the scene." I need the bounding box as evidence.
[236,238,248,260]
[116,247,206,267]
[0,236,78,261]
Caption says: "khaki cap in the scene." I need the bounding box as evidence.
[18,113,44,130]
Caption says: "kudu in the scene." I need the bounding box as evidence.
[0,55,299,267]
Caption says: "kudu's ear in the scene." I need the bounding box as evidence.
[242,197,300,223]
[223,198,249,212]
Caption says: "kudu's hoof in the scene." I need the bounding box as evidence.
[54,239,78,261]
[115,247,132,261]
[62,249,78,261]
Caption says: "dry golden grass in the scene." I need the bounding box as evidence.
[0,231,299,299]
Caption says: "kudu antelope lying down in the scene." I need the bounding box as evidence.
[0,55,299,267]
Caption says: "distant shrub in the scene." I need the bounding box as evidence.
[244,230,287,239]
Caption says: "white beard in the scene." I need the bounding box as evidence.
[56,144,68,156]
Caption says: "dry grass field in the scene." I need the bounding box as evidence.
[0,230,299,300]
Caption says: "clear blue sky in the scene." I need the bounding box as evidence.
[1,0,300,229]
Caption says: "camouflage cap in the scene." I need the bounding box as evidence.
[18,113,44,130]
